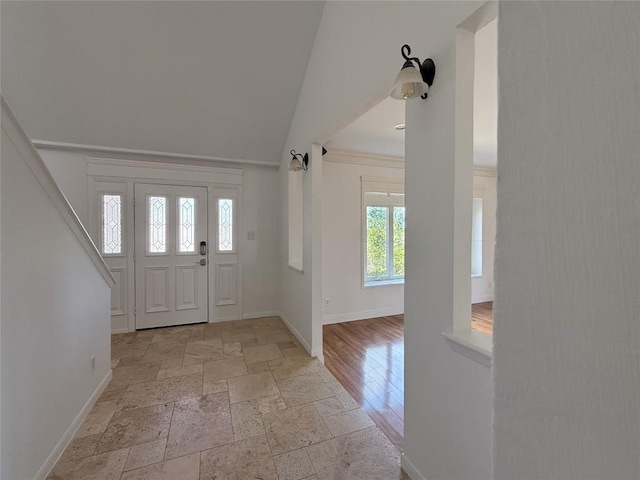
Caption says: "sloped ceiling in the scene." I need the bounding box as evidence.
[1,1,324,165]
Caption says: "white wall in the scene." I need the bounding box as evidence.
[322,159,404,324]
[279,2,492,479]
[38,148,280,327]
[494,2,640,479]
[472,173,496,304]
[1,106,112,480]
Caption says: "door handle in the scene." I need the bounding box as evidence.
[198,259,207,266]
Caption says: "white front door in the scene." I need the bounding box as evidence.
[134,184,208,329]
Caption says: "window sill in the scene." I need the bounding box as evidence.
[471,274,483,279]
[287,263,304,274]
[364,278,404,288]
[442,329,492,367]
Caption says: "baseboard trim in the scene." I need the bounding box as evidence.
[401,453,427,480]
[36,370,112,480]
[241,311,279,320]
[278,311,313,357]
[472,294,494,304]
[323,306,404,325]
[111,328,129,334]
[211,315,240,323]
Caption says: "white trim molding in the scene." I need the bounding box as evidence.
[401,453,428,480]
[87,157,243,185]
[1,97,115,288]
[32,140,279,169]
[324,306,404,325]
[278,311,314,357]
[324,149,405,169]
[37,370,112,480]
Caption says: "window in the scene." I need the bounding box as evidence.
[148,196,167,254]
[362,177,405,286]
[101,194,122,255]
[178,197,196,253]
[471,197,483,277]
[217,198,234,252]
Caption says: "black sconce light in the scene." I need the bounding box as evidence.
[289,149,309,171]
[390,44,436,100]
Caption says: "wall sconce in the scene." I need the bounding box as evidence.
[390,44,436,100]
[289,149,308,171]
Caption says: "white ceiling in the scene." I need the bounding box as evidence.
[1,1,324,165]
[326,96,405,158]
[325,19,497,168]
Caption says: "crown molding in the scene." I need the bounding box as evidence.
[31,140,279,168]
[324,148,405,169]
[325,148,497,178]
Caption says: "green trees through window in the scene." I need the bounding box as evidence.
[366,204,405,282]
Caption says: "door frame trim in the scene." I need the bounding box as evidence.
[88,158,243,333]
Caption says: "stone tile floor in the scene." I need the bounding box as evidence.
[47,317,409,480]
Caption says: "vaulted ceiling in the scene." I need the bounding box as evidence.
[1,1,324,165]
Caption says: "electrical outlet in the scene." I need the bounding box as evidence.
[247,231,256,240]
[324,298,330,307]
[90,354,96,371]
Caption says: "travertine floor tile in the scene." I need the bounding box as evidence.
[274,449,316,480]
[110,358,120,369]
[230,400,265,441]
[256,395,287,415]
[278,341,307,358]
[200,435,277,480]
[123,438,166,471]
[227,371,280,403]
[141,342,185,364]
[221,329,256,344]
[120,452,200,480]
[165,392,233,459]
[305,426,402,480]
[59,434,102,462]
[203,378,228,395]
[203,357,247,382]
[98,386,127,404]
[75,401,118,438]
[254,327,292,345]
[269,356,325,381]
[110,362,161,389]
[277,373,333,407]
[247,360,271,374]
[183,338,224,365]
[247,316,285,329]
[118,373,202,411]
[150,324,204,344]
[96,403,173,453]
[243,344,283,364]
[156,363,202,380]
[325,381,360,410]
[112,341,150,360]
[263,403,332,455]
[222,342,244,358]
[322,408,375,437]
[47,447,129,480]
[313,397,354,418]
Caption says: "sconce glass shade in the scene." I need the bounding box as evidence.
[390,63,430,100]
[289,157,304,171]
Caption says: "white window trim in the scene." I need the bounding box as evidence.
[361,176,405,288]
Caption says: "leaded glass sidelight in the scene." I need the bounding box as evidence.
[148,196,167,253]
[102,194,122,255]
[218,199,234,251]
[178,197,196,253]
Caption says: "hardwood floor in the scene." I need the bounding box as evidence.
[323,315,405,451]
[323,302,494,451]
[471,301,494,335]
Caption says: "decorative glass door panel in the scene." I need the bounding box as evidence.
[134,184,208,329]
